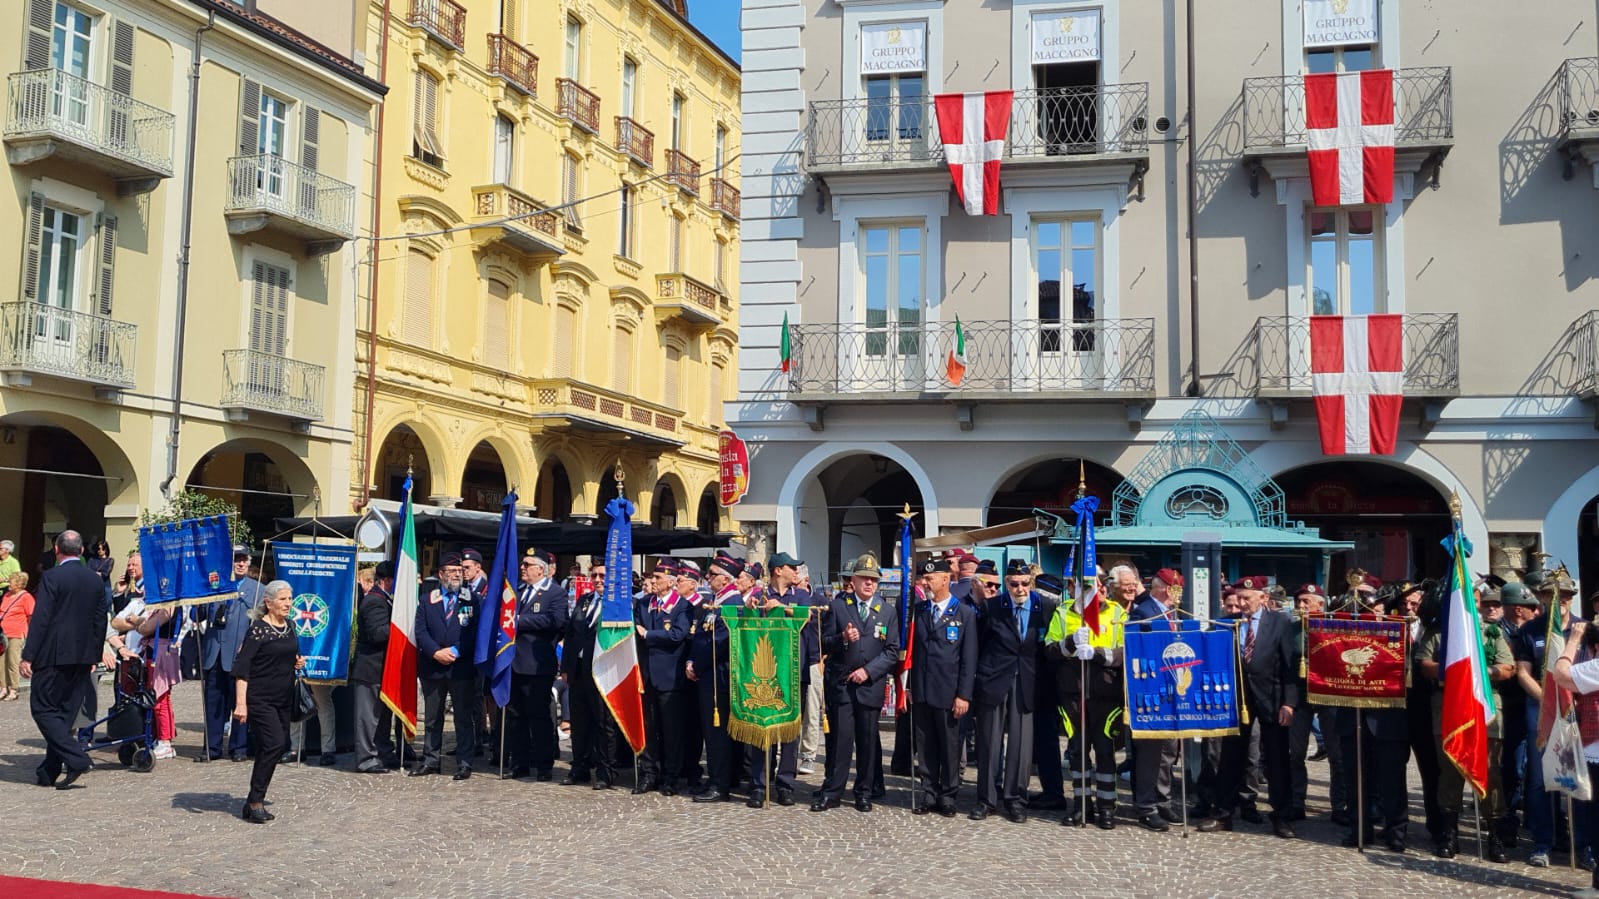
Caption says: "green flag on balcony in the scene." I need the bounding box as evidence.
[780,311,791,373]
[946,316,968,387]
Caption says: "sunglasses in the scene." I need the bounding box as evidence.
[1006,580,1031,588]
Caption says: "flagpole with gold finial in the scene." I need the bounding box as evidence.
[1074,460,1090,826]
[897,501,919,811]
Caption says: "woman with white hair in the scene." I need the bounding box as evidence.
[233,580,304,823]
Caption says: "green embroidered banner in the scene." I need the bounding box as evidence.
[722,606,807,749]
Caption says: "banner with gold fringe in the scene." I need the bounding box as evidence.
[1304,613,1409,708]
[722,606,806,749]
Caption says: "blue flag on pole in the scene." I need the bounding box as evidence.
[474,490,519,707]
[898,513,914,645]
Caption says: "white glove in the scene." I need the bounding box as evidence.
[1075,626,1092,646]
[1100,645,1115,664]
[1074,626,1095,661]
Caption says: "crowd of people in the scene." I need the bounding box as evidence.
[11,528,1599,898]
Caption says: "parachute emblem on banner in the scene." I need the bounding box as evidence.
[1162,640,1197,696]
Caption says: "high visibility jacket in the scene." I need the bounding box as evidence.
[1045,597,1127,650]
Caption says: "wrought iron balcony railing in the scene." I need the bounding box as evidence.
[1241,67,1453,151]
[221,349,325,421]
[805,83,1150,169]
[786,318,1155,396]
[665,148,700,194]
[1561,58,1599,133]
[0,301,136,389]
[710,178,739,218]
[1556,310,1599,398]
[225,154,356,240]
[4,68,174,179]
[1252,313,1459,396]
[615,116,653,166]
[470,183,561,254]
[487,33,537,96]
[408,0,465,49]
[556,79,600,133]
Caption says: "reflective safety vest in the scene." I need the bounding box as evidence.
[1045,597,1127,649]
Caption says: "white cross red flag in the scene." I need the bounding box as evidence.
[934,91,1013,215]
[1310,314,1404,456]
[1305,70,1395,206]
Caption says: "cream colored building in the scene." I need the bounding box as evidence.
[356,0,741,533]
[0,0,381,565]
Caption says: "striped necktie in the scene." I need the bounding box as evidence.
[1243,617,1256,664]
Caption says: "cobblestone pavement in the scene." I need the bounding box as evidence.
[0,683,1588,898]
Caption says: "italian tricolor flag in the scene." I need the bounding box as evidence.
[380,477,419,737]
[1440,522,1494,797]
[594,621,646,755]
[946,316,968,386]
[780,311,792,374]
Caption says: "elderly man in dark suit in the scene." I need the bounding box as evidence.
[1199,575,1300,839]
[813,553,899,814]
[22,530,110,789]
[351,561,395,774]
[907,557,977,818]
[971,560,1056,823]
[507,549,568,781]
[411,552,481,780]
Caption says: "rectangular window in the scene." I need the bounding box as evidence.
[256,93,289,198]
[553,305,575,377]
[664,346,681,409]
[669,215,682,272]
[493,115,514,184]
[864,74,924,145]
[618,182,633,258]
[564,16,582,81]
[1305,45,1376,73]
[1032,218,1100,354]
[50,2,93,126]
[671,92,684,150]
[484,279,510,369]
[621,57,637,118]
[1308,207,1382,315]
[403,248,434,348]
[714,125,726,172]
[713,236,726,292]
[412,70,443,167]
[860,222,924,374]
[611,326,631,392]
[38,204,84,315]
[562,155,582,231]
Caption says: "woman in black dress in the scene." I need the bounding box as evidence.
[233,580,303,823]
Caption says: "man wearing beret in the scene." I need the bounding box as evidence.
[635,558,692,795]
[506,550,568,781]
[813,554,899,813]
[412,551,482,779]
[1130,568,1184,831]
[1287,583,1338,827]
[1199,575,1299,839]
[767,552,820,775]
[687,556,741,803]
[971,559,1055,823]
[906,557,977,817]
[562,561,617,789]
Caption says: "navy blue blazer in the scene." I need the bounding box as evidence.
[21,558,109,669]
[415,586,479,680]
[689,591,737,699]
[821,589,900,707]
[637,594,691,692]
[972,592,1057,712]
[907,595,978,709]
[513,579,569,677]
[201,577,263,673]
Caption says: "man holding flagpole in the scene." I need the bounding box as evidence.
[380,474,420,753]
[563,563,618,789]
[507,550,568,781]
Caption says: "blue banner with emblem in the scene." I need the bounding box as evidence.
[273,542,358,683]
[137,515,238,607]
[1124,619,1242,739]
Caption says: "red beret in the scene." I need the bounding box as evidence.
[1153,568,1184,588]
[1232,575,1270,591]
[1295,583,1324,597]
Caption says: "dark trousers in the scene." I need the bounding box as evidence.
[890,705,915,775]
[1287,700,1318,815]
[976,690,1033,809]
[30,663,92,777]
[1408,692,1442,835]
[1133,737,1179,815]
[247,699,291,804]
[821,699,881,802]
[508,672,555,772]
[1323,708,1352,815]
[1340,728,1410,840]
[1216,714,1292,818]
[1066,695,1122,808]
[749,737,799,794]
[421,676,480,769]
[640,687,689,785]
[205,664,248,757]
[1033,701,1066,801]
[698,676,733,792]
[351,680,390,770]
[568,669,617,782]
[913,702,961,807]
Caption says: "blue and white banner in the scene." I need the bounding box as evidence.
[1124,620,1242,739]
[138,515,237,607]
[274,542,358,683]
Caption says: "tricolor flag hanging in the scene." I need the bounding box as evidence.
[380,476,420,737]
[1310,314,1404,456]
[594,495,646,755]
[1305,69,1395,206]
[1439,519,1494,798]
[1537,588,1573,750]
[473,489,518,708]
[945,317,968,387]
[934,91,1013,216]
[780,311,792,374]
[1071,493,1105,635]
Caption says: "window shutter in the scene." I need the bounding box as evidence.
[250,262,267,352]
[269,265,289,357]
[24,0,51,71]
[92,214,118,316]
[611,327,630,391]
[411,70,426,153]
[239,78,261,157]
[669,217,681,272]
[423,74,441,157]
[563,156,581,229]
[300,107,320,171]
[404,249,434,348]
[20,193,45,301]
[553,305,575,377]
[110,21,135,95]
[484,280,510,369]
[664,347,681,408]
[502,0,519,41]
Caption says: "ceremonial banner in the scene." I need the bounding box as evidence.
[273,542,358,683]
[473,490,519,708]
[137,515,239,607]
[1303,614,1408,708]
[860,21,926,74]
[381,476,420,737]
[722,606,807,748]
[595,496,646,755]
[718,431,750,507]
[1124,620,1241,739]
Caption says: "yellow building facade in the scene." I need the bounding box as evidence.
[0,0,381,566]
[356,0,740,532]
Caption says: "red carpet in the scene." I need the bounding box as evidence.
[0,875,229,898]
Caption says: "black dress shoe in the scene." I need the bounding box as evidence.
[938,801,957,819]
[661,786,678,797]
[593,780,613,791]
[34,768,58,788]
[1386,835,1406,853]
[693,789,728,803]
[809,797,840,812]
[1239,805,1265,824]
[561,773,591,786]
[632,779,658,795]
[775,790,795,807]
[230,752,249,763]
[1197,816,1233,833]
[1308,746,1329,762]
[535,769,553,782]
[969,804,992,821]
[1004,804,1027,824]
[747,795,765,809]
[854,797,873,813]
[55,768,86,790]
[1029,794,1068,811]
[1140,814,1171,832]
[1096,808,1116,830]
[319,754,338,767]
[1272,818,1297,839]
[911,804,930,815]
[453,766,472,781]
[407,765,440,777]
[241,804,270,824]
[1157,806,1181,824]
